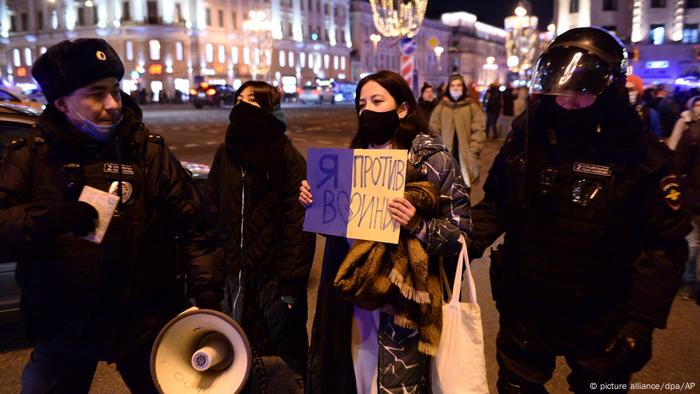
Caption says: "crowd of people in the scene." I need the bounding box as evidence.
[0,26,698,394]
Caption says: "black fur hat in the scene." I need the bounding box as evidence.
[31,38,124,103]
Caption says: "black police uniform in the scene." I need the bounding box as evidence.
[469,95,690,392]
[469,27,690,394]
[0,94,224,392]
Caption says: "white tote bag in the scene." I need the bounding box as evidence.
[431,236,489,394]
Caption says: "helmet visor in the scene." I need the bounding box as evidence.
[529,46,615,96]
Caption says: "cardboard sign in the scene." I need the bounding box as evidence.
[303,148,407,244]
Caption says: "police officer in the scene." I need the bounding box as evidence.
[469,28,690,393]
[0,39,224,393]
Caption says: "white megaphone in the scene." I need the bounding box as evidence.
[150,307,252,393]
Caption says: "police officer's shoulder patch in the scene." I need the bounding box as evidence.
[147,133,164,145]
[8,138,27,151]
[660,175,682,211]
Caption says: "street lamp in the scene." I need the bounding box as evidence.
[434,45,444,71]
[369,33,381,71]
[243,10,273,81]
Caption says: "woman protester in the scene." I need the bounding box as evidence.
[205,81,315,391]
[417,83,438,121]
[429,74,485,188]
[299,71,472,394]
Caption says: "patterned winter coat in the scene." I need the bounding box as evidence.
[306,133,472,394]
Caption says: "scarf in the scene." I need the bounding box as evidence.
[225,101,288,188]
[333,180,443,355]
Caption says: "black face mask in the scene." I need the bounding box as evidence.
[358,109,400,146]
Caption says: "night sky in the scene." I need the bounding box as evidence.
[425,0,555,29]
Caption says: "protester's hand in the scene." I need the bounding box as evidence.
[603,320,653,373]
[299,180,313,207]
[33,201,98,239]
[389,197,421,233]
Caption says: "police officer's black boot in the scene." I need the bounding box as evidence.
[497,373,549,394]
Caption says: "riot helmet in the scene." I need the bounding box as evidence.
[530,27,628,96]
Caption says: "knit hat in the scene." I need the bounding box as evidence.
[420,82,433,95]
[32,38,125,103]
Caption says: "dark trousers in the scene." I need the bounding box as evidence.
[486,112,500,138]
[496,304,631,394]
[21,341,158,394]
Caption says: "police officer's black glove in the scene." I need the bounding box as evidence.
[32,201,98,239]
[604,320,653,373]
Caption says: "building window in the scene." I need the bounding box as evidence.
[77,8,85,26]
[218,45,225,63]
[122,2,131,21]
[683,24,699,43]
[231,46,238,63]
[147,1,159,24]
[174,3,183,23]
[51,10,58,29]
[288,51,294,67]
[37,12,43,30]
[232,12,237,29]
[205,8,212,26]
[650,24,665,44]
[10,15,16,32]
[603,0,617,10]
[205,43,214,63]
[125,41,133,61]
[243,47,250,64]
[24,48,32,65]
[341,56,346,70]
[20,13,27,31]
[176,41,184,61]
[569,0,579,13]
[92,6,98,25]
[650,0,666,7]
[218,9,224,27]
[687,0,700,7]
[149,40,161,60]
[300,52,306,68]
[13,49,20,67]
[333,55,338,69]
[279,50,286,67]
[323,54,329,69]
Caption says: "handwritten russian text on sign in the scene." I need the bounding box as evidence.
[303,148,407,244]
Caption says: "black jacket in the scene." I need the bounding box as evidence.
[676,120,700,214]
[0,94,224,359]
[470,97,690,328]
[205,103,315,375]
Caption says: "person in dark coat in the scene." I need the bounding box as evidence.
[0,38,224,393]
[674,96,700,302]
[204,81,315,391]
[469,27,690,393]
[299,71,472,394]
[483,82,502,138]
[417,82,438,122]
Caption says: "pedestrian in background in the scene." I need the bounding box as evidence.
[483,82,502,138]
[429,74,485,188]
[417,82,438,122]
[0,38,224,393]
[469,27,690,392]
[204,80,315,391]
[667,96,700,151]
[670,95,700,302]
[626,75,662,139]
[654,85,682,138]
[497,83,515,138]
[301,70,471,394]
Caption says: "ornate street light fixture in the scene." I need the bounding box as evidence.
[369,0,428,38]
[243,10,273,81]
[433,45,444,70]
[370,33,381,71]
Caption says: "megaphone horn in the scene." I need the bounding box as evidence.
[150,307,252,394]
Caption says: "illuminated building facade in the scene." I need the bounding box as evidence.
[554,0,700,86]
[0,0,353,99]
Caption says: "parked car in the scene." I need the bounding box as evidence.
[298,85,335,104]
[190,83,235,109]
[0,87,43,110]
[22,88,48,107]
[0,103,210,325]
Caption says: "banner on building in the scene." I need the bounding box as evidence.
[303,148,407,244]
